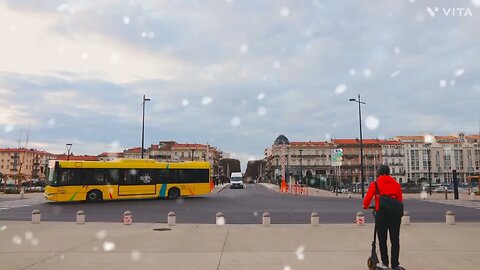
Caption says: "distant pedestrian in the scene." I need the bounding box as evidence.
[363,165,405,270]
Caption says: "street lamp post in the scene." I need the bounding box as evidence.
[191,148,195,161]
[425,143,432,195]
[66,143,72,161]
[141,95,151,159]
[349,94,366,198]
[299,149,303,185]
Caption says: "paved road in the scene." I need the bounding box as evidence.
[0,184,479,223]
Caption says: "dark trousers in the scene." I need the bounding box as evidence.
[376,211,402,268]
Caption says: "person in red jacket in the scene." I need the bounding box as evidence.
[363,165,405,270]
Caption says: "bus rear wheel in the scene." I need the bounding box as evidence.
[86,190,102,202]
[168,188,181,199]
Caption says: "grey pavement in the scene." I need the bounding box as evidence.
[0,221,478,270]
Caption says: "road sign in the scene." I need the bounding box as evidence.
[331,149,343,166]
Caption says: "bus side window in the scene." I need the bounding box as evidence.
[159,169,177,184]
[106,169,120,185]
[136,169,157,185]
[59,169,82,186]
[93,169,105,185]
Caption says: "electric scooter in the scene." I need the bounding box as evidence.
[367,206,380,270]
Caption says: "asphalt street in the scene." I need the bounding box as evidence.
[0,184,479,224]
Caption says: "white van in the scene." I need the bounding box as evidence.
[230,172,245,189]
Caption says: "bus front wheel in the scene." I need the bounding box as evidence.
[86,190,102,202]
[168,188,181,199]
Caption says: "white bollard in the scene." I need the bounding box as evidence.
[32,209,41,224]
[311,212,319,226]
[356,211,365,226]
[470,192,475,201]
[216,212,225,225]
[20,188,25,199]
[348,192,352,198]
[76,210,85,224]
[123,210,133,225]
[401,211,410,225]
[421,191,427,200]
[446,211,455,225]
[262,212,271,226]
[168,211,176,226]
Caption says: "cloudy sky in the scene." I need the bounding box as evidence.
[0,0,479,169]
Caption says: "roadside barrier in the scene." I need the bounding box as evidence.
[76,210,85,224]
[216,212,225,225]
[32,209,41,224]
[446,211,455,225]
[286,184,308,195]
[262,212,270,226]
[123,210,133,225]
[401,211,410,225]
[311,212,319,226]
[168,212,176,226]
[20,188,25,199]
[355,211,365,226]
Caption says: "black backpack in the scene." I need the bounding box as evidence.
[374,182,404,217]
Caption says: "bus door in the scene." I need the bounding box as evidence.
[118,169,156,196]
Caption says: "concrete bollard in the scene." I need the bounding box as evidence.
[76,210,85,224]
[355,211,365,226]
[168,212,176,226]
[348,192,352,198]
[32,209,41,224]
[20,188,25,199]
[262,212,271,226]
[446,211,455,225]
[470,192,475,201]
[401,211,410,225]
[421,191,427,200]
[216,212,225,225]
[123,210,133,225]
[311,212,319,226]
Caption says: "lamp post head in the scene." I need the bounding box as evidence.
[349,98,356,102]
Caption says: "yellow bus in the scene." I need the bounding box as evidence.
[44,159,212,202]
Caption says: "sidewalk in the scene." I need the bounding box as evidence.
[0,221,478,269]
[259,183,478,201]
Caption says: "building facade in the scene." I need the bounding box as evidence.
[0,148,55,181]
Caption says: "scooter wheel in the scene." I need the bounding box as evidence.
[367,257,375,270]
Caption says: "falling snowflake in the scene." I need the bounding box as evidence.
[96,230,108,240]
[349,69,356,75]
[454,69,464,77]
[81,53,88,60]
[439,80,447,88]
[257,93,265,100]
[283,266,292,270]
[25,231,33,241]
[141,32,147,38]
[240,44,249,54]
[394,46,400,55]
[363,69,371,77]
[201,97,212,105]
[109,53,121,64]
[4,124,14,133]
[60,254,65,260]
[131,250,141,261]
[295,245,305,260]
[31,238,39,246]
[390,71,400,78]
[257,107,267,116]
[335,84,347,95]
[280,7,290,17]
[325,133,331,141]
[473,0,480,7]
[231,117,241,127]
[47,118,56,127]
[272,61,281,69]
[0,225,7,231]
[123,16,131,25]
[253,211,258,216]
[365,116,380,130]
[182,99,189,106]
[103,241,116,252]
[12,236,22,245]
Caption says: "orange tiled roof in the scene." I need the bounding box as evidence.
[55,155,99,161]
[289,141,330,147]
[173,143,207,149]
[124,147,142,153]
[332,139,385,145]
[98,152,123,157]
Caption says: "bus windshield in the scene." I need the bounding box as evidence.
[47,160,58,186]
